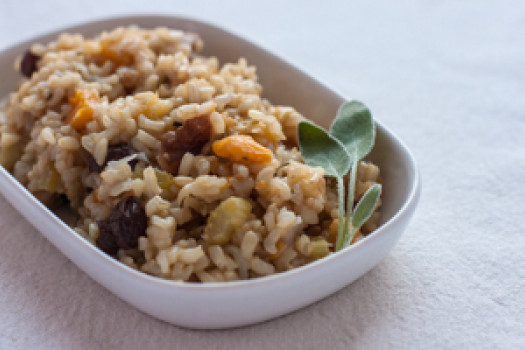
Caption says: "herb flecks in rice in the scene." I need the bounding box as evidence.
[0,26,382,282]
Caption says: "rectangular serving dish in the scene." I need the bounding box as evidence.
[0,15,420,329]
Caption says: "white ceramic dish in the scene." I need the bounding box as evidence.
[0,15,421,329]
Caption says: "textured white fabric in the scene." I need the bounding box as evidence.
[1,1,524,349]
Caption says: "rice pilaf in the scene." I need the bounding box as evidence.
[0,26,382,282]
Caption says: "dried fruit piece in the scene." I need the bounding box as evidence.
[99,40,134,66]
[204,197,252,245]
[157,114,212,175]
[66,89,101,130]
[212,135,272,164]
[109,196,147,250]
[96,219,119,255]
[20,50,40,78]
[88,143,138,173]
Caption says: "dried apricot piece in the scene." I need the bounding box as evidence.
[66,89,101,130]
[99,40,134,66]
[212,135,272,164]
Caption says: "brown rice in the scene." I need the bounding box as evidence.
[0,26,382,282]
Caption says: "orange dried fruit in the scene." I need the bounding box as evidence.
[99,40,134,66]
[212,135,272,164]
[66,89,101,130]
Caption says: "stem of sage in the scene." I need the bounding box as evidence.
[335,176,345,251]
[342,160,358,247]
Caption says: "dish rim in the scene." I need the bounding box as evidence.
[0,14,421,290]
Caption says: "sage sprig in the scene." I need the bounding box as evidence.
[297,100,381,251]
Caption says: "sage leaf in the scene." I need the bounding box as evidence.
[330,100,375,162]
[298,120,351,177]
[352,184,381,229]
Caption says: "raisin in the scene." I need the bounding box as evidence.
[157,114,212,175]
[51,193,70,209]
[96,219,119,255]
[109,196,147,250]
[88,143,138,173]
[20,50,40,78]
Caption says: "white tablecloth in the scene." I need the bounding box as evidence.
[1,1,524,349]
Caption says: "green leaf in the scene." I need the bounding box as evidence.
[297,120,351,177]
[329,100,375,162]
[352,184,381,229]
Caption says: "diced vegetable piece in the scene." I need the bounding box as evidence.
[66,89,101,130]
[35,164,61,192]
[0,141,25,171]
[204,197,252,245]
[46,165,61,192]
[212,135,272,164]
[133,167,174,190]
[32,163,62,194]
[309,238,330,259]
[132,167,144,179]
[154,168,174,189]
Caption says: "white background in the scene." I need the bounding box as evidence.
[1,1,524,349]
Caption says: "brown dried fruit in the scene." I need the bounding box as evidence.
[157,114,212,174]
[109,196,147,250]
[88,143,138,173]
[20,50,40,78]
[96,219,119,255]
